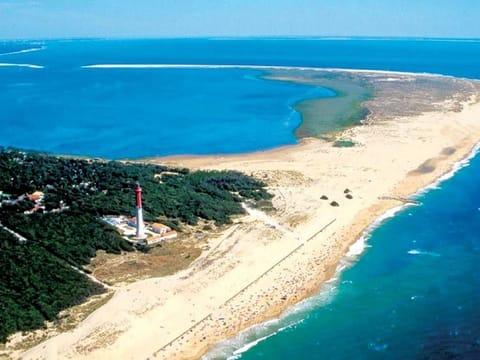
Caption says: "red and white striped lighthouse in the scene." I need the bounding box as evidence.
[134,182,145,238]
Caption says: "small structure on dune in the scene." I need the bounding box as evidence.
[102,182,177,246]
[152,222,170,234]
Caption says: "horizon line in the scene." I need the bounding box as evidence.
[1,35,480,42]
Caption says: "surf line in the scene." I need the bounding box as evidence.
[81,64,449,78]
[0,63,44,69]
[0,47,45,57]
[153,218,336,356]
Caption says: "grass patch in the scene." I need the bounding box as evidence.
[89,240,202,285]
[57,292,115,333]
[293,76,372,138]
[333,140,356,147]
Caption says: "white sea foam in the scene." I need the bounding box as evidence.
[334,205,410,274]
[355,204,414,245]
[227,328,285,359]
[204,279,338,359]
[204,320,294,360]
[81,63,452,79]
[0,63,43,69]
[224,320,302,359]
[0,46,45,57]
[345,236,369,257]
[407,249,441,257]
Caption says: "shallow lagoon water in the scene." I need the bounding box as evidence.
[0,64,330,159]
[2,38,480,158]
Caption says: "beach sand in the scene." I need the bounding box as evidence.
[18,72,480,360]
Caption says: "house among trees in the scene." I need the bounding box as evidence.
[26,191,44,202]
[151,222,170,234]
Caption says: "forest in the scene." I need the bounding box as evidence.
[0,148,272,342]
[0,228,104,342]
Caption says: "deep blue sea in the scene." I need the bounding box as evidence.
[1,38,480,359]
[1,38,480,158]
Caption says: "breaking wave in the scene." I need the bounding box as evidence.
[0,63,44,69]
[0,46,45,57]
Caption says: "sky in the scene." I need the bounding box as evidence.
[0,0,479,40]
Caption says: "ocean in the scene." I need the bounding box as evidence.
[1,38,480,359]
[1,38,480,158]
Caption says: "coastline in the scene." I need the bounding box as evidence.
[81,63,459,79]
[156,104,480,360]
[205,137,480,357]
[18,71,480,360]
[164,101,480,360]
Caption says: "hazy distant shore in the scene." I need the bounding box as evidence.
[19,70,480,360]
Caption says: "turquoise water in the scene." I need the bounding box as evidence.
[206,149,480,359]
[2,39,480,359]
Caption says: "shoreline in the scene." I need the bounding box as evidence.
[205,135,480,357]
[216,137,480,359]
[81,63,461,79]
[5,68,477,163]
[17,72,480,360]
[135,86,480,359]
[201,133,480,360]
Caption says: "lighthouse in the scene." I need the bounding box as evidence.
[134,182,145,239]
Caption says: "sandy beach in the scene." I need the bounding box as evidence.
[17,71,480,360]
